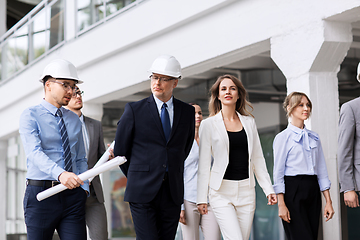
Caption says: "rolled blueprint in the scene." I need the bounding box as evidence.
[88,140,115,182]
[36,156,126,201]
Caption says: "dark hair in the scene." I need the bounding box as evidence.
[209,74,253,117]
[283,92,312,118]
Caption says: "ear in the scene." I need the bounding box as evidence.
[287,105,291,115]
[173,79,178,88]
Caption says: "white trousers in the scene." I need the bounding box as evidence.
[209,179,256,240]
[180,200,221,240]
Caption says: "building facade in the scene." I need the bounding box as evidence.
[1,0,360,239]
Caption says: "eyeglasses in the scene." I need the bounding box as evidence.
[72,90,84,98]
[49,80,76,92]
[150,75,176,82]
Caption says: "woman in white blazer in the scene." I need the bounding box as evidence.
[197,74,277,240]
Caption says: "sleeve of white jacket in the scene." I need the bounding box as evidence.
[197,120,212,205]
[250,118,275,197]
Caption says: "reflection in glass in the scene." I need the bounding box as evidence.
[14,26,29,68]
[110,169,136,237]
[77,0,104,32]
[32,10,48,59]
[50,0,65,49]
[252,130,281,240]
[106,0,135,16]
[4,40,17,80]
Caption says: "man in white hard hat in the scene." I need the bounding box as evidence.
[19,59,89,240]
[338,62,360,208]
[67,86,109,240]
[114,55,195,240]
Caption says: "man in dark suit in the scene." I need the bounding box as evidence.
[114,55,195,240]
[67,87,109,240]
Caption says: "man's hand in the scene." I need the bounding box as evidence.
[107,143,115,160]
[179,210,186,224]
[59,171,84,189]
[278,204,291,223]
[344,190,359,208]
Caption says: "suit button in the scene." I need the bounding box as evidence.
[163,164,166,168]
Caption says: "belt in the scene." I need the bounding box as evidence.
[27,179,60,189]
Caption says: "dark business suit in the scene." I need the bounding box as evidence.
[114,95,195,240]
[83,116,108,240]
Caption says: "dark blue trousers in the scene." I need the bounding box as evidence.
[129,176,181,240]
[24,184,87,240]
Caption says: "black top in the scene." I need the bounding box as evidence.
[223,128,249,180]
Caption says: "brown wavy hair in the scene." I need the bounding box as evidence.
[209,74,253,117]
[283,92,312,118]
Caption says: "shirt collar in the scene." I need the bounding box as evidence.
[79,114,84,123]
[41,99,62,116]
[153,94,173,112]
[288,123,318,139]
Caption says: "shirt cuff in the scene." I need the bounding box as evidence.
[273,183,285,194]
[318,178,331,192]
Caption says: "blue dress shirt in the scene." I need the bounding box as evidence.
[153,94,174,127]
[19,99,89,192]
[272,123,331,194]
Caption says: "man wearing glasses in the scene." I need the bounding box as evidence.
[114,55,195,240]
[67,87,109,240]
[19,59,89,240]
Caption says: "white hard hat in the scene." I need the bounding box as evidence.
[148,54,181,78]
[357,62,360,83]
[40,59,83,83]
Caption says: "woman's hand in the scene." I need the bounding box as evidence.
[324,201,335,222]
[197,204,208,215]
[278,204,291,223]
[179,210,186,224]
[267,194,277,205]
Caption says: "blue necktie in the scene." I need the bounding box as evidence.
[161,103,171,141]
[56,109,72,172]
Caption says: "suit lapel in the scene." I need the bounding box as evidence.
[169,98,181,142]
[238,113,253,160]
[84,116,94,151]
[147,96,167,141]
[213,111,229,155]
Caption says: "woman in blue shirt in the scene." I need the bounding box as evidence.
[273,92,334,240]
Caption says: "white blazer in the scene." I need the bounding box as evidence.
[197,110,275,204]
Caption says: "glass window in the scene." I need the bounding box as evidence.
[49,0,65,49]
[106,0,135,16]
[32,10,48,59]
[77,0,104,32]
[6,135,27,235]
[252,129,284,240]
[3,39,17,80]
[14,26,29,69]
[110,169,136,238]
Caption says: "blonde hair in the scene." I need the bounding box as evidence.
[208,74,253,117]
[283,92,312,118]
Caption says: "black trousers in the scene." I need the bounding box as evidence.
[282,175,321,240]
[129,175,181,240]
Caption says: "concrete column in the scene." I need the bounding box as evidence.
[82,103,103,122]
[271,20,352,240]
[0,0,6,37]
[0,141,7,240]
